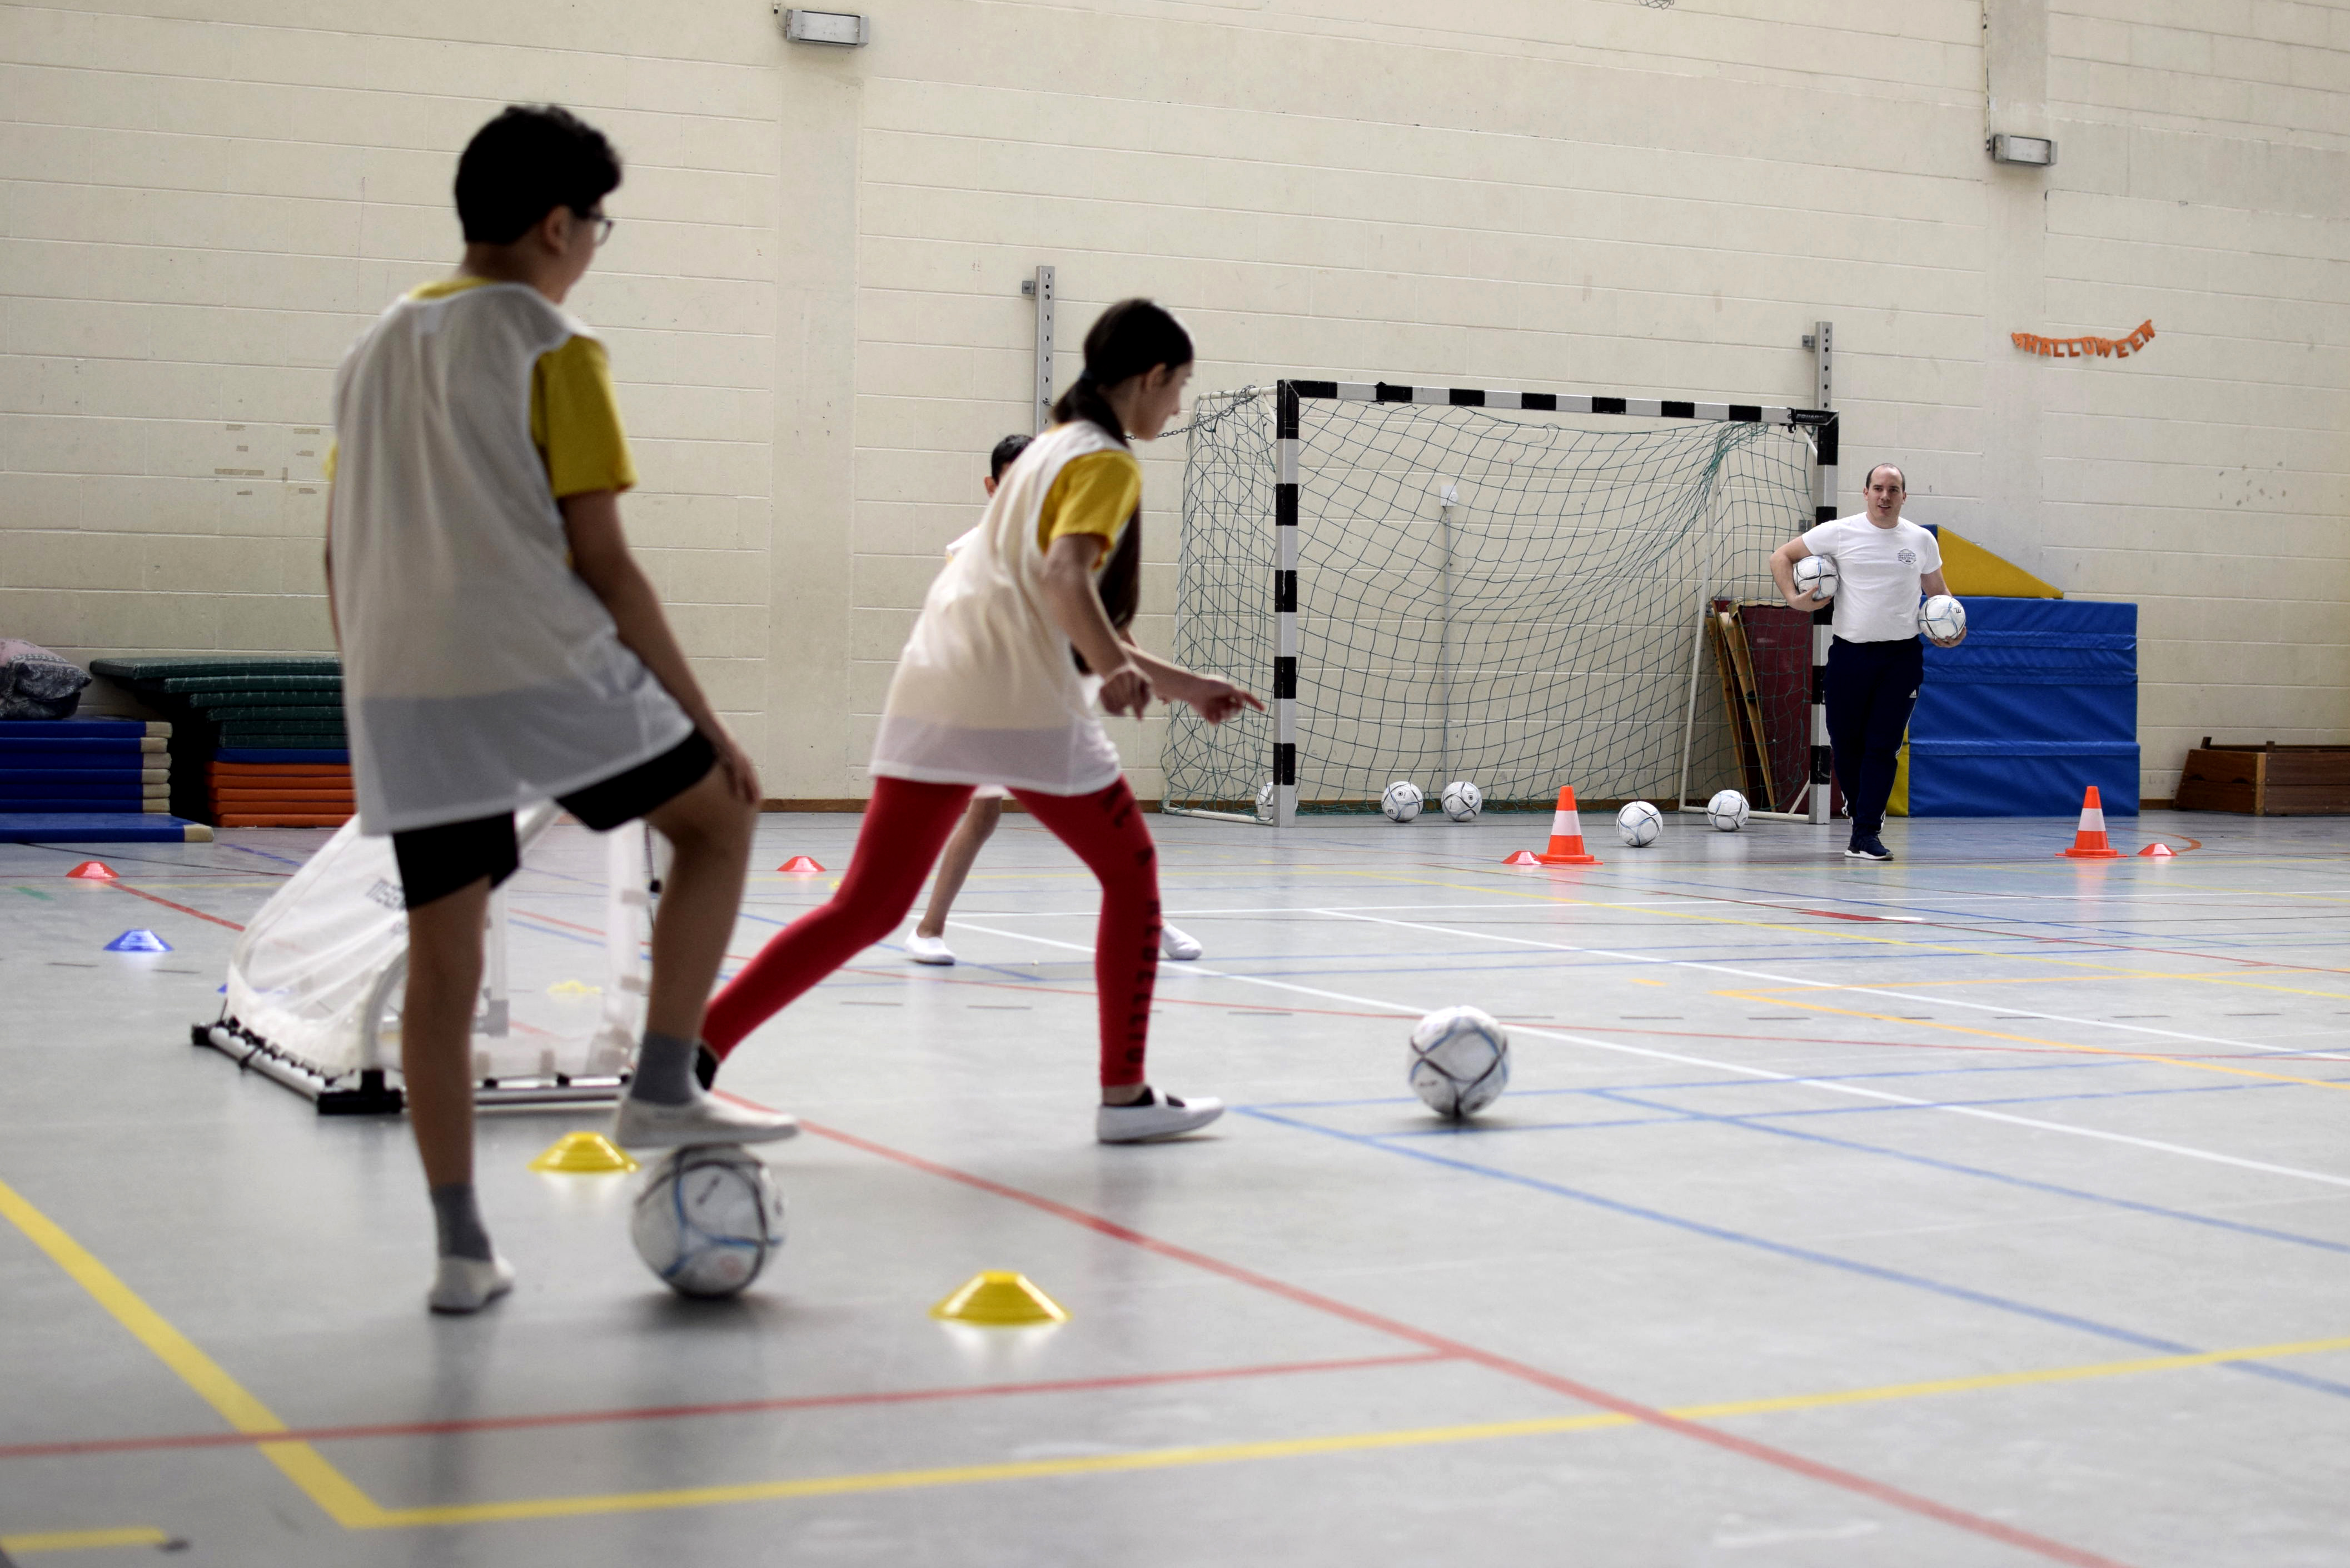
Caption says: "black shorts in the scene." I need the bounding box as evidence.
[391,730,716,910]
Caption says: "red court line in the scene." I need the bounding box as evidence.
[105,881,246,931]
[804,1119,2137,1568]
[0,1352,1447,1462]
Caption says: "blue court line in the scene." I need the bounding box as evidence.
[1579,1085,2350,1260]
[1249,1059,2144,1113]
[1238,1105,2350,1404]
[1377,1078,2293,1140]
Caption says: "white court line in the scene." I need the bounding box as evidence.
[942,917,2350,1191]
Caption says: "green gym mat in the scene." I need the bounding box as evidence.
[91,657,341,683]
[200,706,346,724]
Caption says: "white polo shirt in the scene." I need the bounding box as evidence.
[1801,514,1943,644]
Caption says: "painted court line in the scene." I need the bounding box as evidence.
[4,1146,2127,1565]
[0,1526,171,1555]
[0,1352,1452,1462]
[1279,909,2350,1189]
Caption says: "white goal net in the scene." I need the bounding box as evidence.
[1163,382,1821,819]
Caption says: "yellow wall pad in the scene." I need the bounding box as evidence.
[0,1177,386,1529]
[10,1162,2350,1536]
[0,1527,170,1555]
[1936,527,2062,599]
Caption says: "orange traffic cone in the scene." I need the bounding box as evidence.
[2057,787,2120,859]
[1526,787,1601,866]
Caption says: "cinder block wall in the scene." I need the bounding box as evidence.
[4,0,2343,804]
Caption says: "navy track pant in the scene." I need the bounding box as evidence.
[1825,636,1923,838]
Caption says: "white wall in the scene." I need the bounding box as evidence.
[4,0,2344,802]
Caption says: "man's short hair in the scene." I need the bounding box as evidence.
[455,106,622,245]
[989,433,1033,481]
[1864,462,1907,491]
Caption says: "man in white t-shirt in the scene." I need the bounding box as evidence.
[1770,463,1962,862]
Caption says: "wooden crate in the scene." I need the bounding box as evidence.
[2174,741,2350,815]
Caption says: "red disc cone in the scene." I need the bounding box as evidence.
[777,855,826,874]
[67,860,118,880]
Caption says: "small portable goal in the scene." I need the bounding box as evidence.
[194,803,651,1114]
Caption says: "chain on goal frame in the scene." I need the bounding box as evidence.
[1161,379,1841,829]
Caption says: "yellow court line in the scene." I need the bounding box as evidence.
[0,1178,387,1529]
[347,1330,2350,1527]
[14,1165,2350,1535]
[1318,863,2350,1002]
[1717,993,2350,1095]
[0,1527,171,1554]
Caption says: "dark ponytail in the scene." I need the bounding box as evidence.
[1049,299,1193,636]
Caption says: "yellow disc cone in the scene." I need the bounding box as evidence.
[929,1270,1069,1326]
[528,1131,640,1174]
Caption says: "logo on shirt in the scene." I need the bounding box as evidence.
[1897,549,1918,565]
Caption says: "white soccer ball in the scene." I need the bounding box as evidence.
[1254,780,1276,823]
[1918,594,1967,646]
[1440,780,1483,822]
[1407,1005,1510,1118]
[1616,800,1663,847]
[1381,781,1423,823]
[1706,789,1750,832]
[631,1144,787,1298]
[1793,554,1839,602]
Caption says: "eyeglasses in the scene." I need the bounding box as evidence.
[577,212,615,247]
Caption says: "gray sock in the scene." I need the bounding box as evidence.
[631,1029,700,1106]
[430,1183,494,1263]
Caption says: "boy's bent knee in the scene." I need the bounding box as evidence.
[650,767,755,855]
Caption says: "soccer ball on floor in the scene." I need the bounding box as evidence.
[1407,1005,1510,1118]
[1255,780,1276,823]
[1440,780,1483,822]
[1918,594,1967,646]
[1616,800,1663,847]
[1706,789,1750,832]
[631,1143,788,1298]
[1793,554,1839,602]
[1381,781,1424,823]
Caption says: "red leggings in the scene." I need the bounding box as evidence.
[703,775,1161,1086]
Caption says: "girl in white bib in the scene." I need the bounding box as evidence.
[702,301,1261,1142]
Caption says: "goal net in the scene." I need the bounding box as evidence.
[1163,382,1827,822]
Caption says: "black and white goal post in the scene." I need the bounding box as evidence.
[1163,379,1837,827]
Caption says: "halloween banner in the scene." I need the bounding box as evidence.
[2013,320,2155,360]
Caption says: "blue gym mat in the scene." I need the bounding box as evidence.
[0,813,211,843]
[1905,599,2140,816]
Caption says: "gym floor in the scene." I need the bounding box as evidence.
[3,807,2347,1566]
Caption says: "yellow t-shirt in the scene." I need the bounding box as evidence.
[1035,448,1141,564]
[325,277,635,498]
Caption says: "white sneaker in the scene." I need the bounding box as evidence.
[611,1089,800,1149]
[905,932,955,965]
[1159,923,1203,961]
[428,1253,515,1315]
[1096,1087,1224,1143]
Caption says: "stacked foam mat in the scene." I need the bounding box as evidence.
[0,718,213,842]
[88,656,352,828]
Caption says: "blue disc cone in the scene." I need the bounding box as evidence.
[106,928,171,953]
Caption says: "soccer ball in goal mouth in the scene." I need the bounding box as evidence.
[1706,789,1750,832]
[1617,800,1664,847]
[1441,780,1484,822]
[1918,594,1967,646]
[1382,781,1424,822]
[1793,554,1839,603]
[631,1144,788,1298]
[1408,1005,1510,1118]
